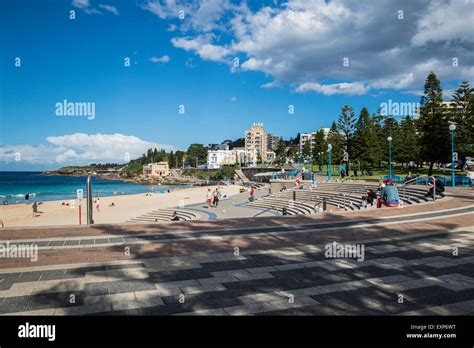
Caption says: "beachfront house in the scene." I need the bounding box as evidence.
[143,162,170,177]
[207,145,236,169]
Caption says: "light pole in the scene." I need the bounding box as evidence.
[327,144,332,181]
[320,152,324,174]
[387,136,393,178]
[449,124,456,187]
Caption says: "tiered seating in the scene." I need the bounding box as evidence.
[248,197,316,215]
[128,209,200,223]
[246,181,446,215]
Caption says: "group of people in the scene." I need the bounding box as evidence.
[361,178,401,208]
[206,187,222,208]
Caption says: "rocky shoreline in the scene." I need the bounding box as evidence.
[42,169,196,185]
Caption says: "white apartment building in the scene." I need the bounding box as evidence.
[299,128,330,154]
[233,147,253,165]
[207,146,236,169]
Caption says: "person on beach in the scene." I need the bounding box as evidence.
[32,202,38,218]
[25,193,30,201]
[206,189,213,208]
[96,198,100,211]
[249,186,255,202]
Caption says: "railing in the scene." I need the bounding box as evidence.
[400,175,436,201]
[253,207,280,217]
[313,197,327,213]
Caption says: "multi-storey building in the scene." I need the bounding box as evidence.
[299,128,330,154]
[245,123,267,164]
[266,134,281,151]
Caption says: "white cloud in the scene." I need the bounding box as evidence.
[142,0,232,32]
[141,0,185,19]
[72,0,91,8]
[149,55,170,63]
[241,58,273,71]
[151,0,474,95]
[72,0,120,15]
[99,4,120,16]
[370,73,415,90]
[411,0,474,46]
[230,96,237,102]
[261,81,281,89]
[171,36,231,62]
[296,82,369,96]
[72,0,100,14]
[0,133,175,167]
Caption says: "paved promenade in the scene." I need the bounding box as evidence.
[0,190,473,315]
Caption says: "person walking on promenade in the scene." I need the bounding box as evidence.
[249,186,255,202]
[213,187,221,208]
[206,189,213,208]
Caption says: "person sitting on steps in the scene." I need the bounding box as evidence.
[377,179,400,208]
[426,177,445,198]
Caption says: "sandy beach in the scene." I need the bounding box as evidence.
[0,184,244,228]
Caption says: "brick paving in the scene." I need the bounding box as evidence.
[0,194,473,315]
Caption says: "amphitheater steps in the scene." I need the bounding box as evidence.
[128,209,200,223]
[247,182,447,216]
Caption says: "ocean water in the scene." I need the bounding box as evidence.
[0,172,188,204]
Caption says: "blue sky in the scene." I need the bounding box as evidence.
[1,0,473,170]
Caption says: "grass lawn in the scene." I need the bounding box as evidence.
[307,163,467,181]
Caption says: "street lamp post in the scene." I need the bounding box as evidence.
[327,144,332,181]
[449,124,456,187]
[320,152,324,174]
[387,136,393,179]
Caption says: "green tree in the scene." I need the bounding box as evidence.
[451,81,474,168]
[168,151,176,168]
[337,105,356,172]
[312,129,327,164]
[397,116,419,168]
[275,139,287,165]
[175,150,185,168]
[147,148,154,162]
[370,110,385,168]
[353,107,379,169]
[302,140,312,159]
[286,145,299,163]
[327,121,343,162]
[382,116,400,169]
[186,144,208,167]
[417,71,450,175]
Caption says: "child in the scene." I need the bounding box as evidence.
[206,189,213,208]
